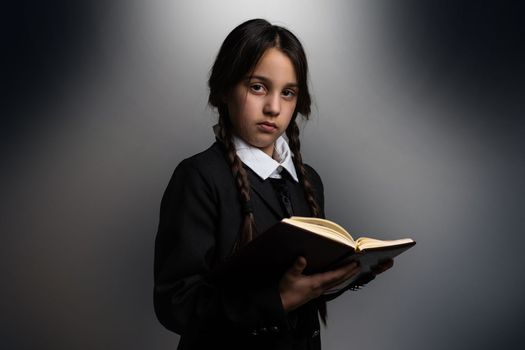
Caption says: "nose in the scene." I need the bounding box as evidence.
[263,92,280,117]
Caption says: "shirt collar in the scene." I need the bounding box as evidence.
[213,124,298,182]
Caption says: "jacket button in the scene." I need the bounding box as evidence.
[312,329,320,338]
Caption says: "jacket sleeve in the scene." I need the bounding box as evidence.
[153,159,290,337]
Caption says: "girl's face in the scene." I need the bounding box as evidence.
[227,48,298,156]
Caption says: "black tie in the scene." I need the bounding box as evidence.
[269,176,294,217]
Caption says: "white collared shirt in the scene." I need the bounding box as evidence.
[233,135,299,182]
[213,124,298,182]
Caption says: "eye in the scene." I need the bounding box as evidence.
[282,89,297,99]
[249,83,265,93]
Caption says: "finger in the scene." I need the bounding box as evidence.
[318,262,360,288]
[321,264,362,291]
[338,263,361,283]
[338,261,360,277]
[287,256,307,276]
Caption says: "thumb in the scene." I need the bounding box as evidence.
[288,256,307,276]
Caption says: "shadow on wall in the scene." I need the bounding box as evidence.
[384,0,525,116]
[3,1,108,142]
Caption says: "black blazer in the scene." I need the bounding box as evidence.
[154,141,326,350]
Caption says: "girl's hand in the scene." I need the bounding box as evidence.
[349,258,394,290]
[278,257,360,312]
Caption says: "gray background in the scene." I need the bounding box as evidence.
[3,0,524,349]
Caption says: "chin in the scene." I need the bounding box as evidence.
[253,139,275,149]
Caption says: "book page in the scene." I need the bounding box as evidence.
[282,218,355,247]
[355,237,415,251]
[286,217,355,242]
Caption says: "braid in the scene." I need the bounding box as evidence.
[286,120,322,217]
[218,116,257,254]
[286,118,327,324]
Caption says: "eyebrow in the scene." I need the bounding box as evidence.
[246,75,299,88]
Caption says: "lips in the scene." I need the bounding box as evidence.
[258,121,278,132]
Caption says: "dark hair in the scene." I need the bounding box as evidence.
[209,19,311,120]
[208,16,321,237]
[207,18,325,321]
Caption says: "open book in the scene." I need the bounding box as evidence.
[209,216,415,294]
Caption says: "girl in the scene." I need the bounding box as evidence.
[154,18,391,350]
